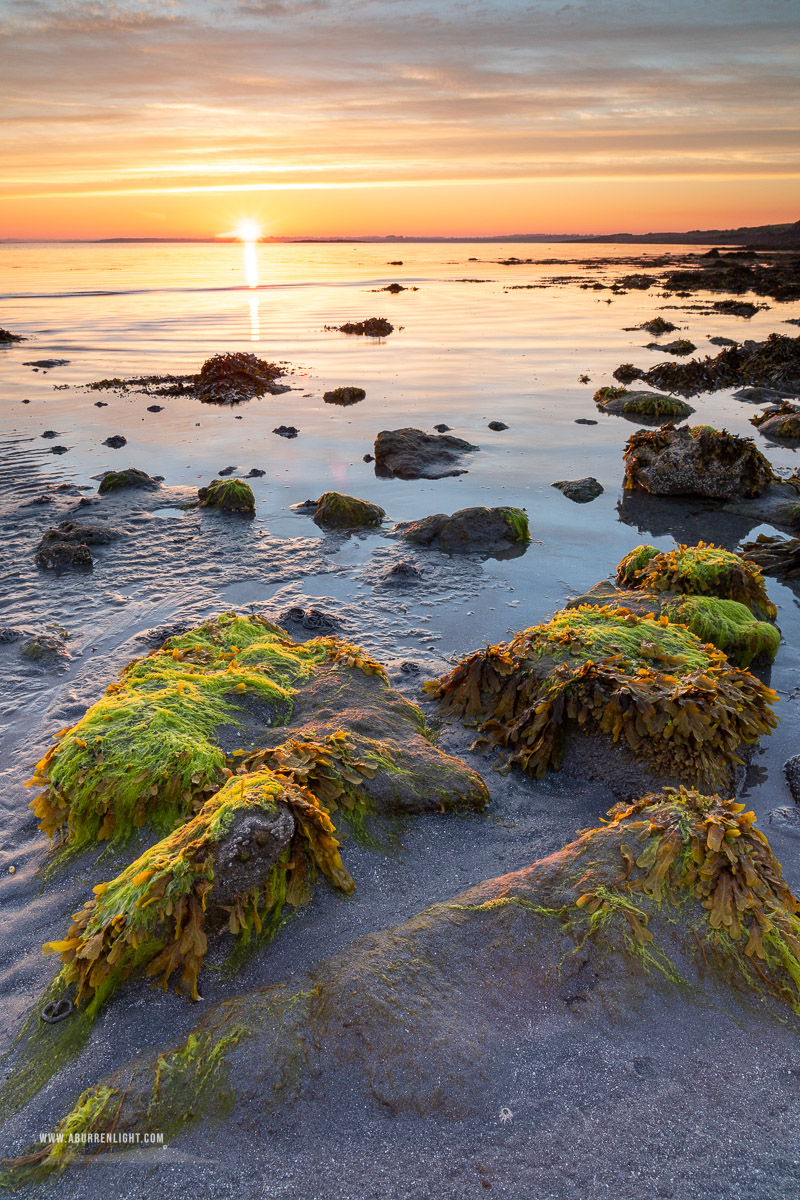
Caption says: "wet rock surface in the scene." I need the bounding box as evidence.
[311,491,385,529]
[551,477,604,503]
[374,427,479,479]
[97,467,159,493]
[398,505,529,553]
[623,424,774,500]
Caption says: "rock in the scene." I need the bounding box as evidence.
[40,430,59,439]
[398,506,529,552]
[613,363,646,383]
[766,806,800,837]
[326,317,394,337]
[623,424,774,501]
[22,358,69,368]
[387,260,403,265]
[734,386,800,403]
[197,478,256,514]
[0,327,26,342]
[374,427,479,480]
[487,420,508,431]
[645,339,696,356]
[311,491,385,529]
[362,453,374,462]
[379,561,423,585]
[379,283,405,293]
[784,756,800,805]
[709,336,738,347]
[20,633,70,670]
[146,405,163,412]
[35,521,121,571]
[750,401,800,442]
[195,352,288,404]
[575,417,598,425]
[97,468,159,493]
[50,445,70,455]
[433,423,451,432]
[103,435,127,448]
[279,606,341,635]
[24,788,800,1177]
[272,425,299,438]
[246,468,266,478]
[552,477,604,503]
[25,614,488,1025]
[616,274,656,289]
[427,604,776,797]
[323,386,366,406]
[93,400,108,407]
[217,465,236,476]
[594,387,694,424]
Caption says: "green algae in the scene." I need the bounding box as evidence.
[425,604,778,786]
[313,491,385,529]
[27,614,328,848]
[500,507,530,542]
[616,542,777,621]
[661,596,780,668]
[593,387,693,421]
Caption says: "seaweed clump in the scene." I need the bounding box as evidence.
[742,534,800,581]
[194,353,287,404]
[623,424,774,500]
[197,478,255,513]
[26,614,328,849]
[630,334,800,398]
[0,327,26,342]
[616,542,777,621]
[425,605,777,790]
[325,318,394,337]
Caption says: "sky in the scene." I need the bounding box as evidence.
[1,0,798,238]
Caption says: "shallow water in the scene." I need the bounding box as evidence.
[2,241,800,1185]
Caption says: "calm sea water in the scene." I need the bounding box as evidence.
[2,239,800,846]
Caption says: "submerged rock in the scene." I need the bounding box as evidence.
[379,561,423,585]
[398,506,529,553]
[323,386,366,406]
[311,491,385,530]
[326,317,394,337]
[197,478,256,514]
[18,787,800,1182]
[426,604,777,797]
[374,427,479,479]
[623,424,774,500]
[750,401,800,442]
[19,633,71,670]
[594,387,694,424]
[551,477,603,503]
[97,468,159,494]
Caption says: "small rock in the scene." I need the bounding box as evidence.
[94,401,108,407]
[217,466,237,476]
[552,477,604,504]
[709,336,738,347]
[279,606,340,634]
[767,806,800,837]
[247,468,266,478]
[98,468,159,493]
[20,633,71,669]
[433,423,451,432]
[147,405,164,413]
[323,387,366,406]
[380,561,423,585]
[50,445,70,455]
[103,435,127,448]
[487,421,508,431]
[399,506,529,553]
[41,430,59,439]
[22,358,69,368]
[362,453,374,463]
[272,426,299,438]
[575,418,598,425]
[375,427,478,480]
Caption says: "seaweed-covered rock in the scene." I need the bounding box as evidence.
[374,427,479,480]
[312,491,385,529]
[398,506,529,552]
[593,387,694,424]
[551,477,604,503]
[750,401,800,442]
[17,788,800,1182]
[612,363,646,384]
[639,318,678,336]
[195,353,287,404]
[645,339,697,356]
[425,605,777,795]
[615,542,777,621]
[323,386,366,406]
[197,479,256,514]
[0,327,26,342]
[628,334,800,399]
[20,633,71,670]
[623,424,774,500]
[326,318,393,337]
[97,468,159,494]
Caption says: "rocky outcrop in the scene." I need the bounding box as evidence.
[623,424,774,500]
[374,427,479,479]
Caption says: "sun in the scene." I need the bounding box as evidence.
[235,219,261,242]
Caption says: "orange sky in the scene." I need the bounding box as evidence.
[1,0,798,239]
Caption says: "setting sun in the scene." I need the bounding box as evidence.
[235,220,261,242]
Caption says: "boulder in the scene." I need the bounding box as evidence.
[374,427,479,479]
[312,491,385,529]
[97,468,159,493]
[593,387,694,424]
[623,424,774,500]
[551,477,604,503]
[398,506,529,552]
[35,522,120,570]
[197,478,256,513]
